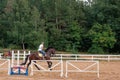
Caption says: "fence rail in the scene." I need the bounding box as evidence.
[52,54,120,61]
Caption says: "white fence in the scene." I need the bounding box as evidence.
[1,51,120,61]
[65,60,99,78]
[0,59,10,75]
[30,60,99,78]
[3,50,119,62]
[1,50,119,77]
[30,60,63,77]
[52,54,120,61]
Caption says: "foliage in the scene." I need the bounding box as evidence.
[88,44,104,54]
[66,21,83,51]
[0,0,120,54]
[88,23,116,53]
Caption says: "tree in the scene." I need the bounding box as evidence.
[0,0,120,53]
[88,23,116,53]
[85,0,120,53]
[66,21,83,52]
[6,0,32,49]
[0,0,10,48]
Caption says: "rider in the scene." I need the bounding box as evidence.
[38,42,46,57]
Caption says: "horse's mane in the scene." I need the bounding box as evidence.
[45,47,54,52]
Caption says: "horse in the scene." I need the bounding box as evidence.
[2,51,12,58]
[20,47,55,70]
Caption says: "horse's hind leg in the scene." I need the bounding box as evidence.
[47,61,52,70]
[21,55,29,65]
[27,61,40,70]
[27,60,31,69]
[33,61,40,70]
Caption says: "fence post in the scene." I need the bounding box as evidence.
[92,56,94,61]
[108,55,110,62]
[60,60,63,77]
[65,61,68,77]
[8,59,10,75]
[75,55,77,61]
[97,61,99,78]
[60,54,62,61]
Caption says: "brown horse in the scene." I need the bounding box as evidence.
[20,47,55,70]
[2,51,11,58]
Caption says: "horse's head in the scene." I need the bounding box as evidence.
[45,47,55,57]
[2,51,12,58]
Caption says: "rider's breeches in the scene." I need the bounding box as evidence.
[39,50,45,56]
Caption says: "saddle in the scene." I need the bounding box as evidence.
[38,52,43,57]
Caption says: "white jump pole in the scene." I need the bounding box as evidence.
[23,51,26,61]
[8,59,10,75]
[11,50,14,67]
[17,50,20,66]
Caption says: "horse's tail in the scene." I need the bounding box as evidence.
[20,55,29,65]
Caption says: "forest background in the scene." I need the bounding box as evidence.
[0,0,120,54]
